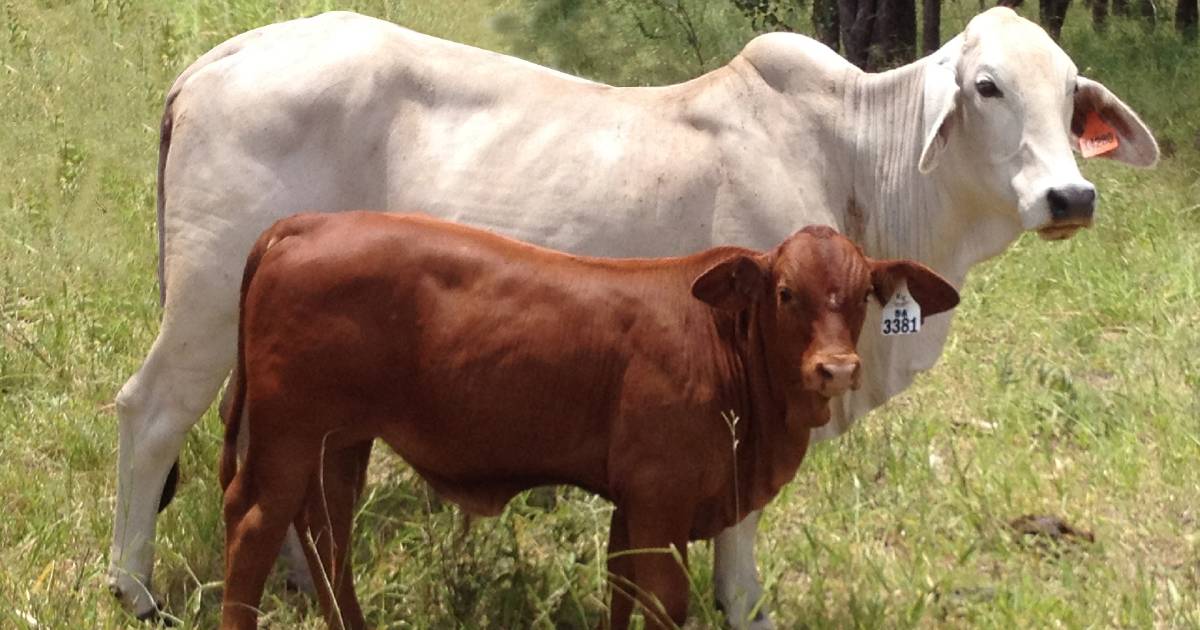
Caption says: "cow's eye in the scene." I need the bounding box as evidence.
[976,78,1003,98]
[778,287,793,304]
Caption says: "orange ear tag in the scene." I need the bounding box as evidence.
[1079,111,1120,158]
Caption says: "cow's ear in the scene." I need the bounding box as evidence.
[919,38,962,175]
[869,259,960,318]
[1072,76,1159,168]
[692,254,768,313]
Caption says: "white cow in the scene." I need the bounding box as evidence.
[108,7,1157,626]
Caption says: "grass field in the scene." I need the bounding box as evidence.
[1,0,1198,628]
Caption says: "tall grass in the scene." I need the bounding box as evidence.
[1,0,1197,627]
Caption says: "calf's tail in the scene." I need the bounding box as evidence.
[220,226,279,491]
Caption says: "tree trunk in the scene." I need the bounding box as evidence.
[1138,0,1157,24]
[839,0,875,69]
[923,0,941,53]
[837,0,917,70]
[813,0,841,48]
[1178,0,1198,40]
[1092,0,1109,30]
[1039,0,1071,39]
[873,0,916,66]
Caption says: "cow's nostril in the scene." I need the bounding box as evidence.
[1048,188,1069,219]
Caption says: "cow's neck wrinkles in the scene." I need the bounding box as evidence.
[840,60,1022,279]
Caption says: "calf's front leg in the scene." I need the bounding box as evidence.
[605,508,635,630]
[622,504,692,630]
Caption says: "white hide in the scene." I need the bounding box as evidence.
[108,8,1157,627]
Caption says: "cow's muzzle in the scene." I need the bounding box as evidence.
[1039,184,1096,240]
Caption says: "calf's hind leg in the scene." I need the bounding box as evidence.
[221,436,320,630]
[296,441,372,630]
[220,375,320,598]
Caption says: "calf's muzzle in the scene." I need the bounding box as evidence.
[807,353,862,398]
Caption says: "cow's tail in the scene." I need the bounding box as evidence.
[156,92,174,307]
[155,28,267,512]
[153,83,181,513]
[220,226,277,491]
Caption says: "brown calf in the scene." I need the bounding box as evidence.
[219,213,959,629]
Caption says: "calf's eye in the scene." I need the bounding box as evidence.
[976,78,1002,98]
[778,287,793,304]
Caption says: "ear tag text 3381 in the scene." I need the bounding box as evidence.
[881,279,920,336]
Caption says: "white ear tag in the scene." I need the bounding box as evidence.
[881,279,921,336]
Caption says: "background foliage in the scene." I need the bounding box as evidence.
[0,0,1197,627]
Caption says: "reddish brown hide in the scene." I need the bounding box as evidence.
[219,213,958,629]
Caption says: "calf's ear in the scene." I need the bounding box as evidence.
[1072,77,1159,168]
[692,255,768,313]
[870,259,960,318]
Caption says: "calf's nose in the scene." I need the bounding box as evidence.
[1047,184,1096,223]
[816,356,861,396]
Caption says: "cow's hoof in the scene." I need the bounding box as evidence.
[135,607,178,627]
[110,582,174,626]
[715,599,774,629]
[284,576,317,595]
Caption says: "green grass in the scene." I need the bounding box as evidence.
[1,0,1198,627]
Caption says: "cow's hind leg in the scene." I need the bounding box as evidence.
[713,510,773,629]
[221,436,319,630]
[109,304,236,617]
[296,441,372,630]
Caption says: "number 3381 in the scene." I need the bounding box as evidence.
[882,309,919,335]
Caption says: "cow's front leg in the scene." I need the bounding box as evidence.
[713,510,773,629]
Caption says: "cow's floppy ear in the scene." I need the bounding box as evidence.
[692,255,768,313]
[919,37,962,175]
[870,259,960,318]
[1072,76,1159,168]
